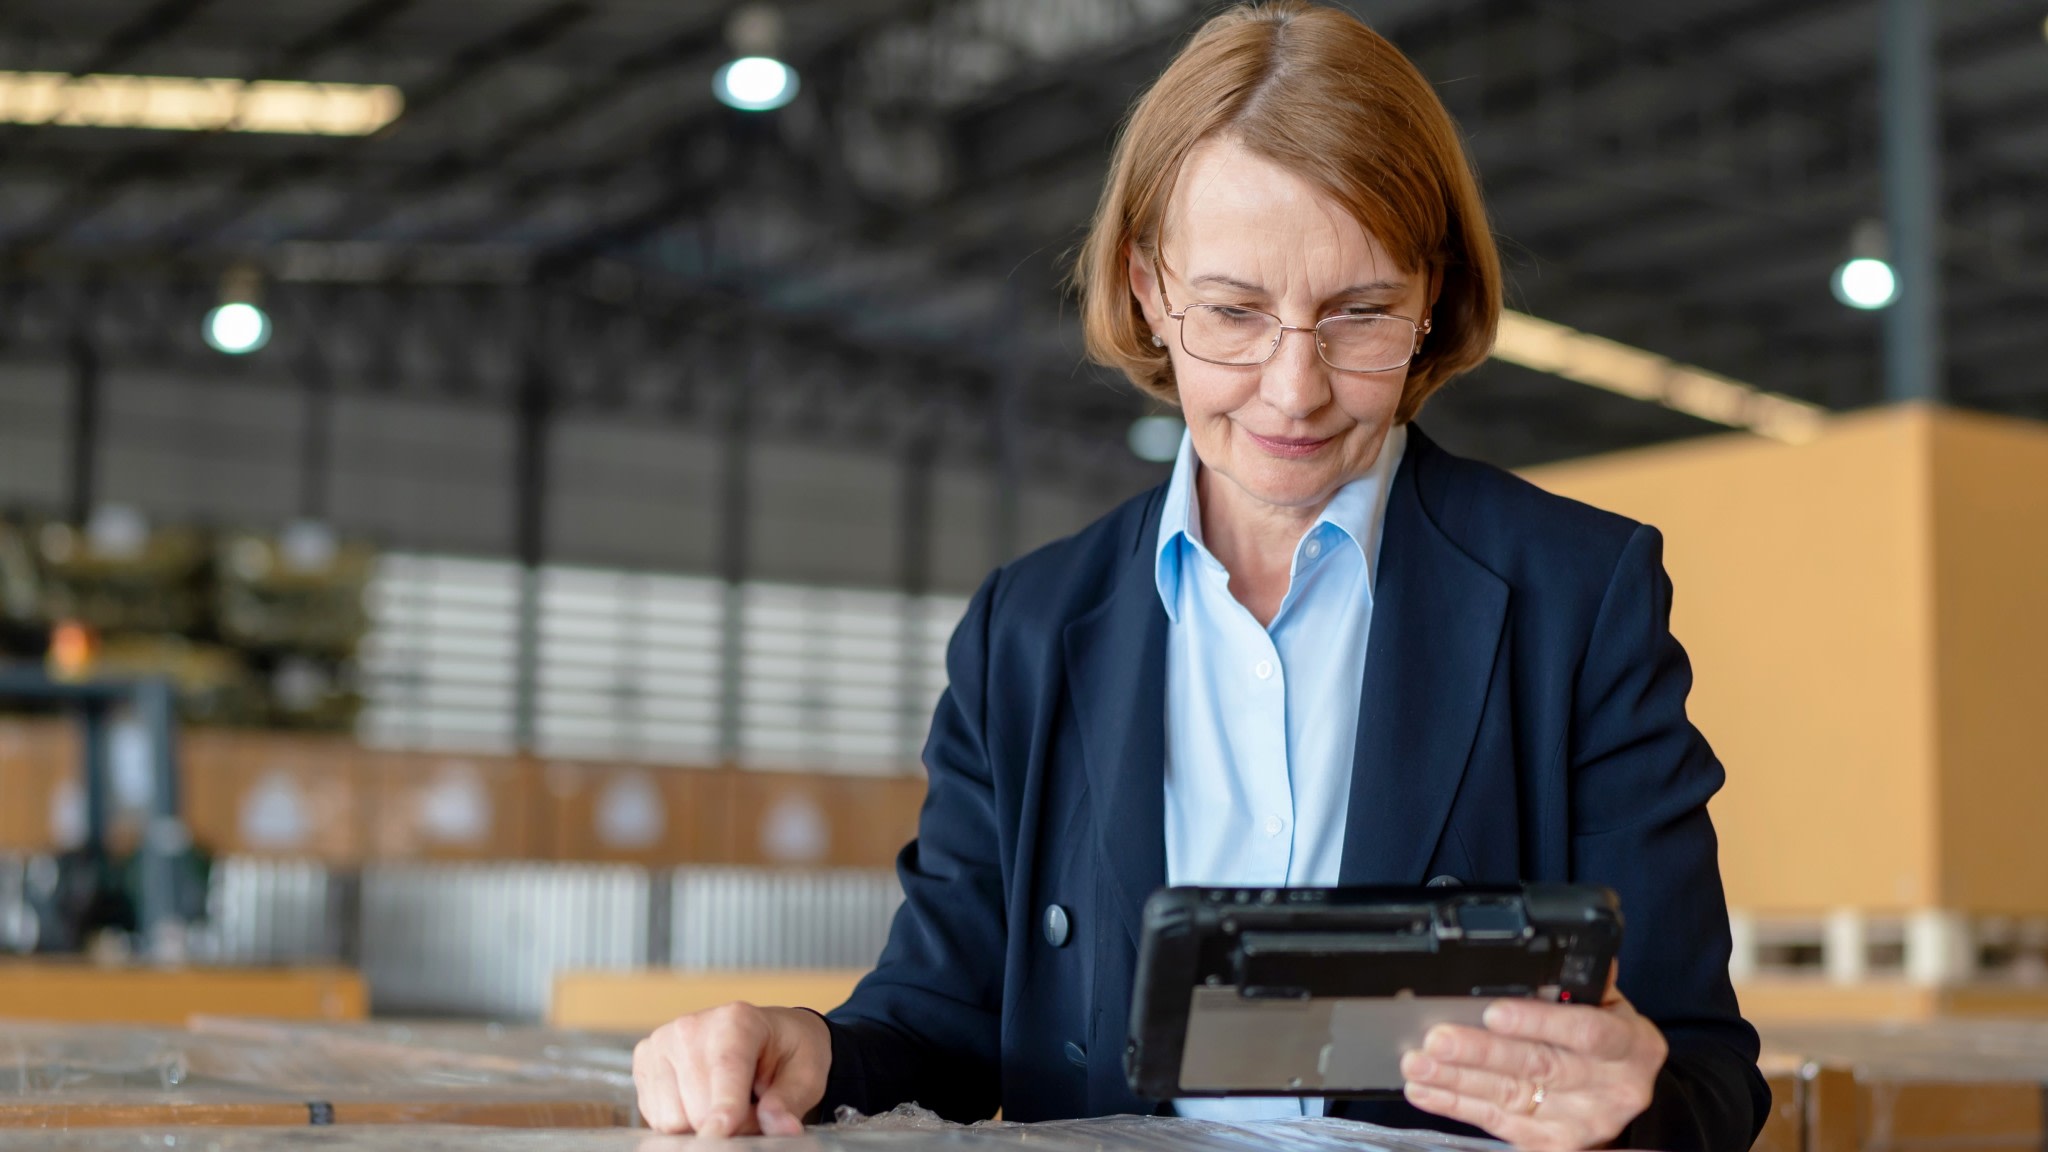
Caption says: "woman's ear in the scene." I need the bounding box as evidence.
[1127,246,1166,337]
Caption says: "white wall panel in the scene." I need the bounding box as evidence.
[329,392,516,556]
[548,419,720,573]
[98,369,303,526]
[750,441,899,588]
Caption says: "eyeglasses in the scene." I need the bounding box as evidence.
[1160,281,1431,374]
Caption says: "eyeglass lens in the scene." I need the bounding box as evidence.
[1180,306,1415,372]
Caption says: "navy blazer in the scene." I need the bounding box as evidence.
[821,426,1768,1151]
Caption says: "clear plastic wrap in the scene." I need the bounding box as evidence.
[1758,1019,2048,1152]
[0,1115,1512,1151]
[1762,1018,2048,1080]
[0,1021,636,1129]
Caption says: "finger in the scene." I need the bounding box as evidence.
[1601,960,1623,1007]
[756,1044,827,1135]
[695,1012,769,1139]
[1422,1024,1581,1091]
[633,1044,691,1134]
[1402,1048,1540,1117]
[1482,999,1636,1063]
[1402,1081,1552,1149]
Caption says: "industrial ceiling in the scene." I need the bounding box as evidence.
[2,0,2043,491]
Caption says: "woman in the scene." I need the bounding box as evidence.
[633,4,1767,1149]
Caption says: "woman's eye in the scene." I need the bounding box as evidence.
[1214,306,1259,320]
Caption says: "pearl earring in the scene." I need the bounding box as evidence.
[1151,335,1165,347]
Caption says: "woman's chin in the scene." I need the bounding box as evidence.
[1224,468,1341,512]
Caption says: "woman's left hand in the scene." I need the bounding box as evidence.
[1398,973,1667,1151]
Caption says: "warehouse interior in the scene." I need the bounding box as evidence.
[2,0,2047,1146]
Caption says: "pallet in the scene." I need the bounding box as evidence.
[1729,910,2048,987]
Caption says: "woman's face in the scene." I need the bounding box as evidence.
[1129,135,1435,515]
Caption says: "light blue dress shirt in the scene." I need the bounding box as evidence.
[1155,423,1407,1122]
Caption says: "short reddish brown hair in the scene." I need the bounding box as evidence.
[1075,0,1500,423]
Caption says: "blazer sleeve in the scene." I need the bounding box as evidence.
[817,570,1007,1122]
[1568,524,1771,1152]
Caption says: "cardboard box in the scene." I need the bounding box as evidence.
[550,968,867,1031]
[0,717,80,852]
[723,769,925,868]
[1751,1056,1805,1152]
[538,760,726,866]
[0,960,366,1024]
[365,750,538,861]
[1764,1022,2048,1152]
[181,730,365,862]
[1528,408,2048,915]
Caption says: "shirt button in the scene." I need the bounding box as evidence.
[1044,904,1070,948]
[1264,815,1284,837]
[1304,538,1322,559]
[1254,660,1273,680]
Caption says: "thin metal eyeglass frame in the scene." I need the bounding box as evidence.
[1158,280,1430,373]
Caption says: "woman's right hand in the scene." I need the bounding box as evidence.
[632,1002,832,1136]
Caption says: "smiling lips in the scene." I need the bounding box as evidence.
[1243,429,1334,459]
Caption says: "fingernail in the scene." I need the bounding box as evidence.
[1483,1002,1511,1029]
[1404,1081,1442,1105]
[1424,1027,1455,1057]
[1402,1051,1436,1079]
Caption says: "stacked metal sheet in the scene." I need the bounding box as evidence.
[668,865,902,971]
[358,863,651,1018]
[189,856,356,965]
[0,853,35,953]
[11,856,908,1019]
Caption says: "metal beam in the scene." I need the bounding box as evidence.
[149,1,598,254]
[511,327,553,752]
[716,341,755,766]
[1879,0,1943,404]
[5,0,419,255]
[65,329,100,525]
[297,339,333,521]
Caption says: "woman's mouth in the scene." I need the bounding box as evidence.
[1243,429,1333,459]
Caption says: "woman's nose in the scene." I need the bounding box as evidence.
[1259,328,1331,421]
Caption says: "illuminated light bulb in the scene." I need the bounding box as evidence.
[1127,415,1184,463]
[714,56,797,111]
[1831,257,1898,310]
[204,301,271,353]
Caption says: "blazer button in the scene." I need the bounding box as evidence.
[1064,1041,1087,1068]
[1044,904,1071,948]
[1427,875,1463,888]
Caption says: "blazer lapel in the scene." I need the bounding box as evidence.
[1340,429,1510,885]
[1063,491,1170,953]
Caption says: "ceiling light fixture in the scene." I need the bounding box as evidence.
[1491,311,1827,444]
[714,57,798,111]
[204,264,271,355]
[715,4,798,112]
[0,71,402,135]
[1831,219,1898,311]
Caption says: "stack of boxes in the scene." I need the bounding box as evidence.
[2,717,924,871]
[1530,407,2048,1020]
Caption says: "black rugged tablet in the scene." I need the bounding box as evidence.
[1123,883,1622,1100]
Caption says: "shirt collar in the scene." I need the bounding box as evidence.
[1153,422,1408,623]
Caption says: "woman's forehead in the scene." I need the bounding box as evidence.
[1161,137,1412,288]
